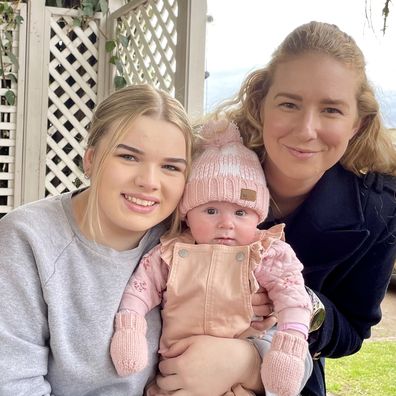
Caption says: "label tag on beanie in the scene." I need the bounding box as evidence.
[240,189,256,202]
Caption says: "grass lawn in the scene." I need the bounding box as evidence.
[326,341,396,395]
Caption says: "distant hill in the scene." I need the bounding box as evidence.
[377,89,396,129]
[205,69,396,129]
[205,68,249,112]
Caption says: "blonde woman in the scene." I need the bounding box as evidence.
[0,85,268,395]
[212,21,396,396]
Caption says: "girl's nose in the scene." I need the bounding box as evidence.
[134,166,160,191]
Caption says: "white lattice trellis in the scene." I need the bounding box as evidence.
[0,4,26,218]
[0,1,205,213]
[45,8,102,196]
[111,0,178,94]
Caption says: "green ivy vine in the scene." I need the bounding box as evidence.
[0,1,23,105]
[59,0,130,90]
[0,0,130,106]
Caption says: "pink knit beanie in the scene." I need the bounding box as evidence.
[179,120,270,223]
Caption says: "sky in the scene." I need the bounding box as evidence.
[204,0,396,125]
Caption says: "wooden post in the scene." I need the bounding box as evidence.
[12,3,27,208]
[103,0,125,96]
[21,0,48,203]
[175,0,207,119]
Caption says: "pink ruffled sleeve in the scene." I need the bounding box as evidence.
[119,244,169,316]
[253,225,312,328]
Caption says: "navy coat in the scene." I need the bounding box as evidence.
[260,163,396,396]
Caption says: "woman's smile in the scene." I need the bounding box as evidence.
[283,144,322,160]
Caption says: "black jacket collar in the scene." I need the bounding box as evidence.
[298,163,365,231]
[280,164,369,275]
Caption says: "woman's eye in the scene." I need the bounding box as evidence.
[324,107,342,115]
[235,210,246,216]
[280,102,297,109]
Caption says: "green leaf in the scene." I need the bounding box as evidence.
[109,55,118,65]
[83,4,94,17]
[114,76,127,90]
[8,52,19,69]
[73,17,82,27]
[118,34,129,48]
[15,15,24,25]
[6,73,17,83]
[0,4,4,14]
[105,40,116,53]
[82,0,95,7]
[99,0,108,13]
[115,59,124,74]
[3,3,13,14]
[5,90,16,106]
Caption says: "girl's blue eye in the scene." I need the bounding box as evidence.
[120,154,137,161]
[235,210,246,216]
[163,164,180,172]
[206,208,217,215]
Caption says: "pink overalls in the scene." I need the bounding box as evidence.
[119,225,311,395]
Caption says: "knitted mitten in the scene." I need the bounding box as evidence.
[110,311,148,376]
[261,331,308,396]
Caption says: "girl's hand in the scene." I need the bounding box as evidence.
[251,287,277,331]
[155,335,263,395]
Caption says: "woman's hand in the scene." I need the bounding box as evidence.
[251,287,277,331]
[155,335,264,395]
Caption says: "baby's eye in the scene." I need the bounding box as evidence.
[206,208,217,215]
[235,209,247,216]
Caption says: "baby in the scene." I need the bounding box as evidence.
[110,120,313,396]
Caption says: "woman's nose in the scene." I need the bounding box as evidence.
[295,110,318,140]
[134,166,160,191]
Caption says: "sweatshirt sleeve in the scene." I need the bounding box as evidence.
[0,211,52,395]
[119,244,169,316]
[254,239,312,328]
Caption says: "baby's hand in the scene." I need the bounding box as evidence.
[110,311,148,376]
[261,331,308,396]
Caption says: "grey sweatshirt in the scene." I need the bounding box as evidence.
[0,192,164,396]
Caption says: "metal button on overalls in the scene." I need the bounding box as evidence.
[178,249,189,258]
[236,251,245,262]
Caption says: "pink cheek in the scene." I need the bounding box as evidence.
[318,131,347,147]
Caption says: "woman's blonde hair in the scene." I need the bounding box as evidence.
[214,21,396,176]
[84,84,193,240]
